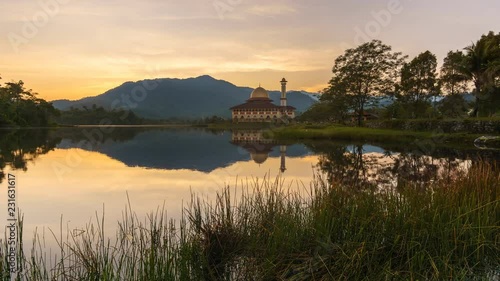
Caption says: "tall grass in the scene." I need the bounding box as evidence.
[1,163,499,280]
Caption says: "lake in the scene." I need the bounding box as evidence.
[0,127,499,250]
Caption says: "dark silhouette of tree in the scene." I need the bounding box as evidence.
[307,141,497,190]
[0,129,59,183]
[462,31,500,117]
[398,51,440,118]
[0,78,59,127]
[326,40,406,126]
[440,51,470,96]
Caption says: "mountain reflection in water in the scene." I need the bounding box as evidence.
[0,127,498,190]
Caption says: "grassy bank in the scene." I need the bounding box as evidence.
[1,163,499,280]
[265,124,485,145]
[365,118,500,134]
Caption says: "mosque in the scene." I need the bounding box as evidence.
[230,78,296,123]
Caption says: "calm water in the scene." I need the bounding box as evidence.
[1,127,499,248]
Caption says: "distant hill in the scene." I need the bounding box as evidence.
[51,75,318,120]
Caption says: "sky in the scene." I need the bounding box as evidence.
[0,0,499,101]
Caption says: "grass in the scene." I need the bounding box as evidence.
[265,124,485,145]
[1,163,499,280]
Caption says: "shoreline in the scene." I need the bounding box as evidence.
[2,122,498,148]
[264,124,490,146]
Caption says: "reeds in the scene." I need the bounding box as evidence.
[1,162,499,280]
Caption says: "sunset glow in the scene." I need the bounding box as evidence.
[1,0,499,100]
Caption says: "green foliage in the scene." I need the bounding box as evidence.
[381,100,411,119]
[299,94,351,123]
[298,102,334,122]
[440,50,470,95]
[325,40,406,126]
[304,32,499,124]
[438,94,470,118]
[463,31,500,117]
[398,50,440,118]
[201,115,227,124]
[266,124,488,145]
[55,105,144,125]
[0,79,58,127]
[268,125,439,143]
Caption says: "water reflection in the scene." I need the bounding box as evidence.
[0,128,498,189]
[1,127,498,251]
[0,128,317,251]
[0,129,59,183]
[307,141,499,190]
[55,128,305,174]
[231,130,289,172]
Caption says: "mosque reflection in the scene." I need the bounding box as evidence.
[231,130,288,172]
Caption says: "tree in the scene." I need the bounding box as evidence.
[440,50,470,95]
[381,100,410,119]
[298,102,333,122]
[0,77,10,126]
[399,51,440,118]
[3,80,36,102]
[438,94,469,118]
[463,31,500,116]
[298,86,353,123]
[0,79,58,127]
[326,40,406,126]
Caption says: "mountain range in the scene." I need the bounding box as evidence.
[51,75,319,120]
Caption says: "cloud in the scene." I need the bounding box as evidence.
[1,0,499,100]
[246,4,297,17]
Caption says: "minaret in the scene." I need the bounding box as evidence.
[279,145,287,173]
[280,78,287,107]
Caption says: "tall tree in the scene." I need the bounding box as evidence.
[326,40,406,126]
[440,50,470,95]
[439,50,471,117]
[399,51,440,118]
[463,31,500,117]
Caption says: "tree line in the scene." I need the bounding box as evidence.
[301,31,500,125]
[0,78,59,127]
[55,105,144,125]
[0,78,145,127]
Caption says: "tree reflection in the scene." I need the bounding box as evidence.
[310,142,378,189]
[308,141,490,190]
[0,129,60,183]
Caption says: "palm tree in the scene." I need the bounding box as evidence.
[463,31,500,117]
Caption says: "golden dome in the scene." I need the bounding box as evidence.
[250,152,268,164]
[250,86,270,100]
